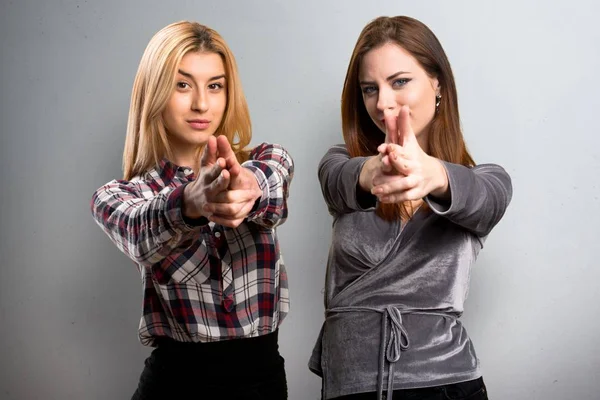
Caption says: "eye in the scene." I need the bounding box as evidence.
[176,81,191,90]
[361,85,378,96]
[392,78,411,88]
[208,82,224,91]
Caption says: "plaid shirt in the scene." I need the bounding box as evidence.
[91,143,293,346]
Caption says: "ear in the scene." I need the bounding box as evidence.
[430,76,440,96]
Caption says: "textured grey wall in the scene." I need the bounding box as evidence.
[1,0,599,399]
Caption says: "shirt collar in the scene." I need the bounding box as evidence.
[157,158,195,179]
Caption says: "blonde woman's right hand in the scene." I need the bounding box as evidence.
[182,136,231,220]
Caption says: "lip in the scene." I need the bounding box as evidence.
[187,119,211,130]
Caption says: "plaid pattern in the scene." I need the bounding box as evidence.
[91,143,293,345]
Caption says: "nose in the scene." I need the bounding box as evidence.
[376,86,397,115]
[191,88,208,113]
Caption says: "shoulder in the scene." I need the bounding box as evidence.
[92,169,158,200]
[249,142,293,164]
[320,143,350,162]
[327,143,349,154]
[471,163,512,180]
[92,178,141,199]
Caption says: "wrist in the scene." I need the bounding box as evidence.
[182,183,205,219]
[244,167,261,192]
[428,157,449,199]
[359,156,377,191]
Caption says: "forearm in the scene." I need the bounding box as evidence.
[426,156,450,201]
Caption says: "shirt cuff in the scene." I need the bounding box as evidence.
[424,161,467,215]
[352,157,377,211]
[166,184,209,229]
[242,164,270,220]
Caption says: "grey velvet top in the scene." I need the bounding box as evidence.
[309,144,513,400]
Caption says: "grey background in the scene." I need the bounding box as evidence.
[1,0,599,399]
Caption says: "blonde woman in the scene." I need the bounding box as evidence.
[91,21,293,399]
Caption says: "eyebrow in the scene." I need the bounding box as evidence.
[177,69,226,82]
[359,71,409,85]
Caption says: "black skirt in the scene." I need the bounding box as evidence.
[132,330,287,400]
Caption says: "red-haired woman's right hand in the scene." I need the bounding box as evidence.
[359,155,389,192]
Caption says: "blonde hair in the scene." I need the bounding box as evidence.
[123,21,252,180]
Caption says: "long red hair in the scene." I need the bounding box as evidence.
[341,16,475,221]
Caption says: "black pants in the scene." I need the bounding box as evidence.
[331,377,487,400]
[132,330,287,400]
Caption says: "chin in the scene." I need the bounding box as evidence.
[188,132,214,144]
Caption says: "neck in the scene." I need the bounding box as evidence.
[170,143,201,171]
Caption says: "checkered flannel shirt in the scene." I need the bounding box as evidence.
[91,143,293,345]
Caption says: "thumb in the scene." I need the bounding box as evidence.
[398,105,417,147]
[200,135,218,167]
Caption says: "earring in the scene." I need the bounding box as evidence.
[435,94,442,109]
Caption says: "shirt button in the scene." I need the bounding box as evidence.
[222,297,234,312]
[214,232,221,238]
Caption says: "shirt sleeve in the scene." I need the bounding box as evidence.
[90,180,206,267]
[425,162,513,237]
[318,144,377,216]
[242,143,294,229]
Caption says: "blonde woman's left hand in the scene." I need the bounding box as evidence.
[372,105,449,203]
